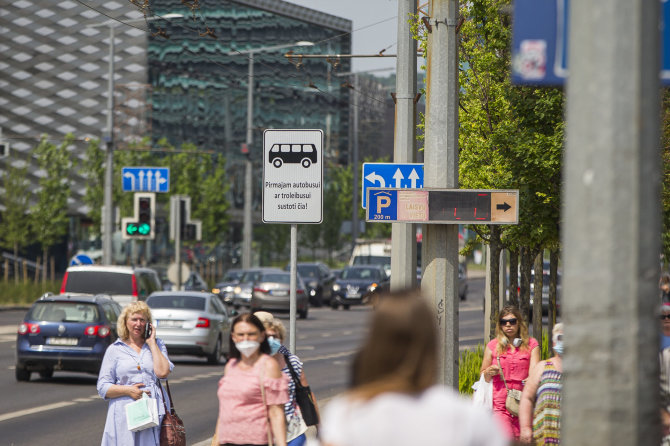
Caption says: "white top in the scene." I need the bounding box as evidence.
[320,385,508,446]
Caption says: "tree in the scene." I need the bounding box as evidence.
[322,164,352,263]
[32,134,74,280]
[1,156,32,282]
[79,138,105,236]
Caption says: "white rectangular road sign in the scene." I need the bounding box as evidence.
[262,129,323,223]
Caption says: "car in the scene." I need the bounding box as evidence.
[331,265,389,310]
[15,293,122,381]
[183,271,209,291]
[231,267,283,308]
[212,268,245,305]
[249,272,309,319]
[285,262,335,307]
[60,265,162,307]
[146,291,233,364]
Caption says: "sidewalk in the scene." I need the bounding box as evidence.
[192,423,320,446]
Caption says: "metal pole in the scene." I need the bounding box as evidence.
[351,73,360,252]
[102,24,115,265]
[289,224,297,353]
[391,0,418,291]
[175,197,182,291]
[420,0,459,387]
[562,0,660,444]
[242,53,254,269]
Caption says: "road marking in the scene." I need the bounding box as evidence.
[0,326,17,335]
[0,401,77,422]
[320,333,331,337]
[296,345,315,351]
[0,335,15,343]
[302,350,357,362]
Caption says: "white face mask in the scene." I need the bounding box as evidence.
[235,340,260,358]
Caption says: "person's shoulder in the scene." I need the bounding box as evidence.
[486,338,497,351]
[528,337,540,349]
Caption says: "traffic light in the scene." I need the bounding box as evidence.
[137,196,152,236]
[122,193,155,240]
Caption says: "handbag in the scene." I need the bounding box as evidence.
[158,380,186,446]
[283,354,319,426]
[471,373,493,409]
[125,392,159,432]
[497,356,522,417]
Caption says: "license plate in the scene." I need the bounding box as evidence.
[271,290,288,297]
[346,292,361,298]
[46,337,78,346]
[156,320,183,328]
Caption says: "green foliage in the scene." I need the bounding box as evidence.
[0,280,62,305]
[322,164,352,260]
[80,138,105,236]
[1,156,32,254]
[459,345,484,395]
[31,134,75,257]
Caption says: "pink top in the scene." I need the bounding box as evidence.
[486,337,539,413]
[217,355,289,445]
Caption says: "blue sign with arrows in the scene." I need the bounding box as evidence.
[361,163,423,208]
[122,167,170,193]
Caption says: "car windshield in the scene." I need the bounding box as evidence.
[147,295,206,310]
[297,266,319,278]
[29,302,100,323]
[222,271,243,282]
[261,273,290,284]
[342,268,379,280]
[241,270,265,283]
[64,271,133,295]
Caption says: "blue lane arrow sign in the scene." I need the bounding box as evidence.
[122,167,170,193]
[361,163,423,208]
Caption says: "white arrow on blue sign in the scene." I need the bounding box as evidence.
[122,167,170,193]
[361,163,423,208]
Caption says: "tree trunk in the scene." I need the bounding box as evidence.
[519,247,533,322]
[548,249,559,355]
[23,260,28,284]
[489,226,502,338]
[50,257,55,282]
[533,252,544,347]
[13,243,19,284]
[34,257,40,284]
[42,249,48,283]
[508,248,519,306]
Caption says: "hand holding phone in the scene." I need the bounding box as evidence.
[144,322,152,340]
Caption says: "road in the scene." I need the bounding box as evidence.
[0,277,485,445]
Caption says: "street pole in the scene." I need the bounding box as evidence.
[562,1,660,444]
[421,0,459,387]
[351,73,360,253]
[102,24,115,265]
[242,52,254,270]
[390,0,418,291]
[289,224,297,353]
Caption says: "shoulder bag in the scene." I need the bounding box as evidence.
[497,356,522,417]
[283,354,319,426]
[158,380,186,446]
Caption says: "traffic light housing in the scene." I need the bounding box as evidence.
[122,193,155,240]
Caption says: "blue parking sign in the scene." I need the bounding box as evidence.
[367,189,397,222]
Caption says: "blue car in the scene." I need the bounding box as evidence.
[15,293,122,381]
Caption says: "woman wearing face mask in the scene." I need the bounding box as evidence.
[213,313,289,446]
[255,312,320,446]
[480,305,540,440]
[518,323,564,444]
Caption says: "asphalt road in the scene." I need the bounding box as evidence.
[0,277,485,445]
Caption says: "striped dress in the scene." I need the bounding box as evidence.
[532,361,562,445]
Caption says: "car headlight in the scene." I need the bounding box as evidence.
[368,283,378,292]
[212,288,220,294]
[309,289,316,296]
[332,283,341,292]
[234,286,242,294]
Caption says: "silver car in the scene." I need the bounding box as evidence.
[231,267,282,308]
[249,272,309,319]
[146,291,232,364]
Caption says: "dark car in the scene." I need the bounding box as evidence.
[285,262,335,307]
[183,271,209,292]
[331,265,389,310]
[15,293,122,381]
[212,268,245,305]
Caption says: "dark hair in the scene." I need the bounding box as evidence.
[350,289,437,400]
[228,313,271,359]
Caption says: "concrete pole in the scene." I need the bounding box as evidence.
[391,0,418,291]
[484,244,491,341]
[102,24,115,265]
[289,224,297,353]
[351,73,360,253]
[242,53,254,269]
[420,0,459,387]
[562,1,660,444]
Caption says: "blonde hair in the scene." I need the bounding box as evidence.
[495,305,530,355]
[117,301,152,341]
[350,289,437,401]
[269,320,286,342]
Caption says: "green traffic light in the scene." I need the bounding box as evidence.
[126,222,150,236]
[126,223,139,235]
[138,223,151,235]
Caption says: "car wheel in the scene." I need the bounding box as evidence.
[331,300,339,310]
[299,307,308,319]
[312,290,323,307]
[343,304,350,310]
[39,368,54,379]
[15,366,30,382]
[207,338,222,365]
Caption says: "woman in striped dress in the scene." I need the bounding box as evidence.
[519,323,563,445]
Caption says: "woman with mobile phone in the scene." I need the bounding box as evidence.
[480,305,540,441]
[97,301,173,445]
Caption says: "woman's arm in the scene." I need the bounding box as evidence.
[268,404,287,446]
[528,346,541,377]
[147,334,171,378]
[519,360,544,443]
[480,346,500,383]
[104,382,148,400]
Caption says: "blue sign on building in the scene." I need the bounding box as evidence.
[512,0,670,85]
[361,163,423,208]
[122,167,170,193]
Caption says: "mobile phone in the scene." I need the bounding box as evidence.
[144,322,152,339]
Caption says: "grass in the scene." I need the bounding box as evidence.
[0,280,61,306]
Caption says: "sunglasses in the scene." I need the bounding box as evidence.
[500,318,518,326]
[661,314,670,320]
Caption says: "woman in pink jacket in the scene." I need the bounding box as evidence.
[480,306,540,440]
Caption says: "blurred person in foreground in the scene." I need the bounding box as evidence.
[480,305,540,440]
[97,301,173,445]
[518,323,564,444]
[319,289,508,446]
[254,311,320,446]
[659,304,670,445]
[213,313,289,446]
